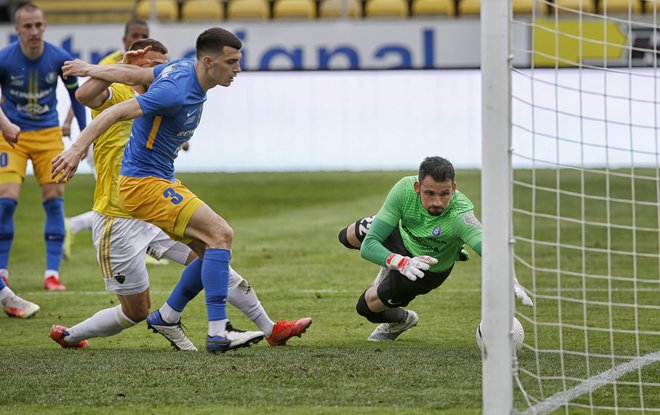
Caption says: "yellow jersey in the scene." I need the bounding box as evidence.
[91,83,136,218]
[98,50,123,66]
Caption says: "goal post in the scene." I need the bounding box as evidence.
[481,0,516,413]
[482,0,660,413]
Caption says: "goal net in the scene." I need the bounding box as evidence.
[482,0,660,413]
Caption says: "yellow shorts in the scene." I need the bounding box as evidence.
[0,126,64,185]
[118,175,203,241]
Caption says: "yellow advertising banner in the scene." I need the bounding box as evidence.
[533,20,627,67]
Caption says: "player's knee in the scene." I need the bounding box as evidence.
[207,220,233,247]
[356,291,382,323]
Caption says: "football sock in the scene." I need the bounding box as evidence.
[0,198,17,270]
[0,285,11,301]
[44,270,59,280]
[69,210,94,234]
[202,248,230,336]
[43,198,65,271]
[65,305,137,344]
[163,258,203,322]
[227,269,274,336]
[159,302,182,325]
[381,307,406,323]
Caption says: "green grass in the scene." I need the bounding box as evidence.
[0,171,658,414]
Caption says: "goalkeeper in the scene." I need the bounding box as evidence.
[337,156,533,341]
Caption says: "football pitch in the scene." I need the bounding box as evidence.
[0,170,657,414]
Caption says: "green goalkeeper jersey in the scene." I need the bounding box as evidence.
[361,176,482,273]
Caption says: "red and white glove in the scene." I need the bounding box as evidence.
[385,254,438,281]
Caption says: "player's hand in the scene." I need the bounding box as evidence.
[385,254,438,281]
[513,282,534,307]
[122,46,152,66]
[457,247,470,262]
[62,59,91,80]
[51,146,85,183]
[0,122,20,148]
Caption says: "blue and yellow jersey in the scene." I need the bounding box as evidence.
[0,41,79,131]
[121,59,205,181]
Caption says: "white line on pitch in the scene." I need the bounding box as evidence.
[22,286,659,296]
[521,351,660,415]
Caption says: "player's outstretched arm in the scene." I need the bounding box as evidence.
[62,59,156,86]
[51,98,143,182]
[75,78,112,109]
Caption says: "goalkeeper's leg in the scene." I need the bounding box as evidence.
[338,216,375,249]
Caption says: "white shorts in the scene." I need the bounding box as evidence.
[92,211,191,295]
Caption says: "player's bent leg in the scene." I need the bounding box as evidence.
[357,286,417,341]
[338,216,375,249]
[226,268,312,346]
[49,304,139,348]
[118,290,151,322]
[183,204,235,344]
[183,203,233,250]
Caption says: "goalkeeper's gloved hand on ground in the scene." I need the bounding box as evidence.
[385,254,438,281]
[513,282,534,307]
[457,247,470,262]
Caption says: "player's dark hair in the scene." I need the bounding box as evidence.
[14,2,40,23]
[124,19,149,36]
[419,156,455,183]
[129,38,168,55]
[196,27,242,59]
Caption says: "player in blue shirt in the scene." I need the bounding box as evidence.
[53,27,265,353]
[0,2,87,291]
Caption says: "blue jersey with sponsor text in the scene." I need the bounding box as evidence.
[0,41,79,131]
[121,59,206,181]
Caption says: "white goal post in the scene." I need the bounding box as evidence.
[481,0,660,414]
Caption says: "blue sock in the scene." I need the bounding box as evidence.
[43,198,65,271]
[0,198,16,269]
[202,248,230,322]
[166,258,203,312]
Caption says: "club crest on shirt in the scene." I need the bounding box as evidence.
[160,65,176,78]
[45,71,58,84]
[463,213,481,227]
[431,226,442,237]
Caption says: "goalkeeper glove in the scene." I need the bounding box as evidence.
[385,254,438,281]
[513,282,534,307]
[457,247,470,262]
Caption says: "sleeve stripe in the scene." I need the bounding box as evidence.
[146,116,162,150]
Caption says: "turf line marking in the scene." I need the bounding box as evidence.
[521,351,660,415]
[23,287,660,296]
